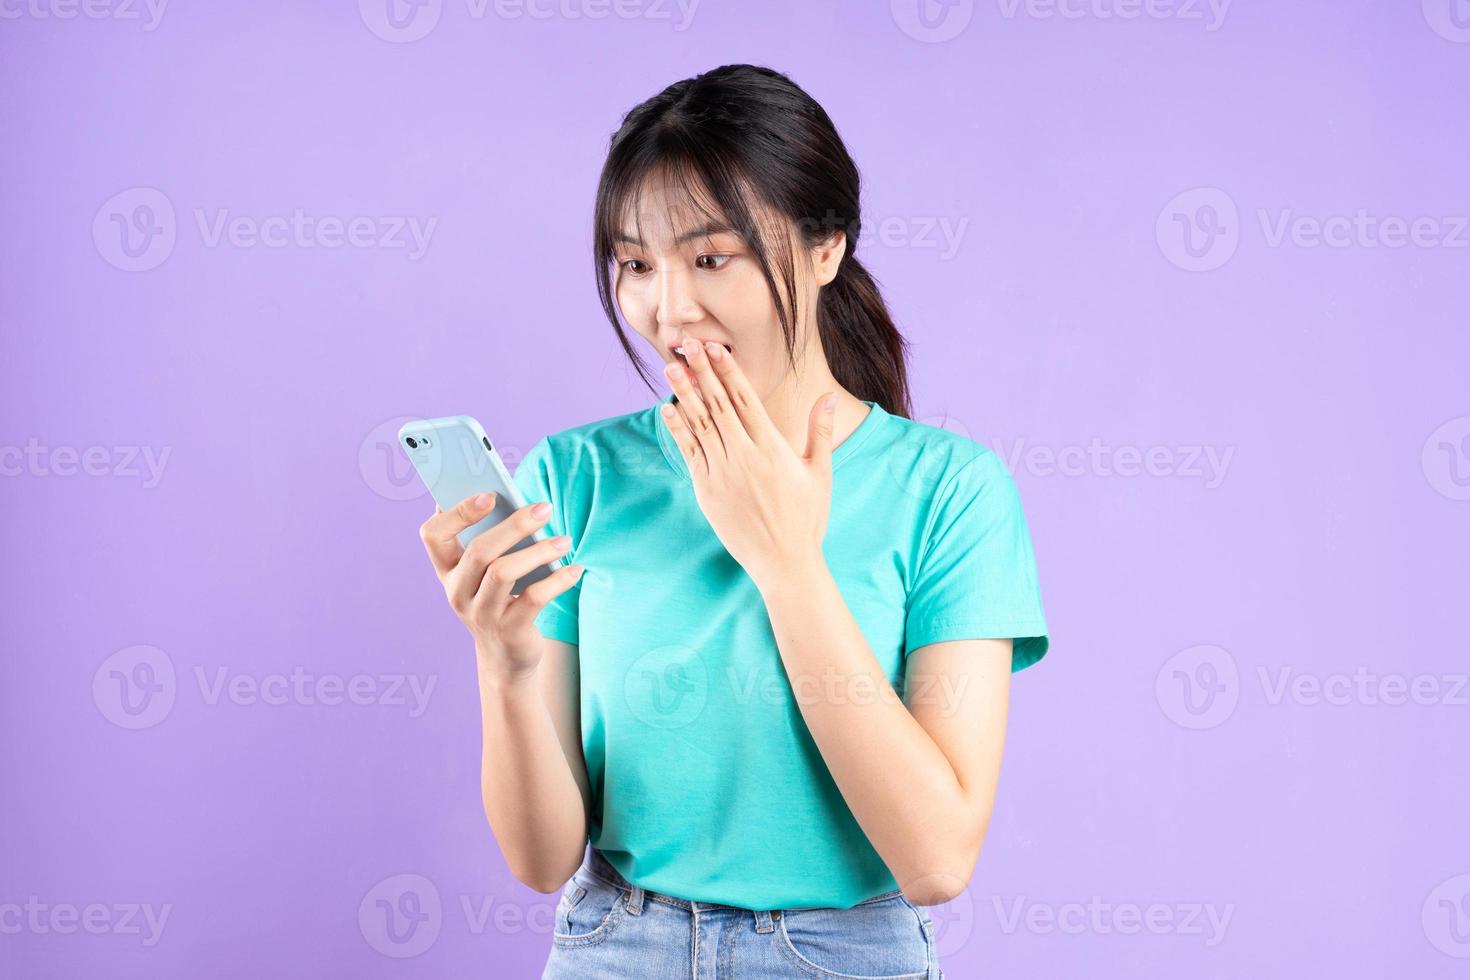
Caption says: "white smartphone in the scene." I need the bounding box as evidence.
[397,415,564,595]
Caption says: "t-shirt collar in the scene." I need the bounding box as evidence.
[654,391,888,483]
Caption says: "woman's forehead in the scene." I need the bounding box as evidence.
[616,178,789,251]
[619,177,724,235]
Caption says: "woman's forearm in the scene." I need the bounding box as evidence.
[756,557,986,904]
[477,655,588,893]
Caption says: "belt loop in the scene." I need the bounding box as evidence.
[624,884,645,915]
[753,909,775,933]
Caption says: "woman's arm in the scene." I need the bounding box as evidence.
[478,637,593,894]
[756,561,1011,906]
[416,493,591,895]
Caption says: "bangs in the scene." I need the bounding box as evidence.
[601,152,793,276]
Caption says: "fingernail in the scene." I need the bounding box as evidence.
[823,393,837,413]
[474,492,493,508]
[552,536,570,551]
[705,340,723,361]
[532,502,551,518]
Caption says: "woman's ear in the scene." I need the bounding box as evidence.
[812,230,847,288]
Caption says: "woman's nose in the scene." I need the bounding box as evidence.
[654,268,702,332]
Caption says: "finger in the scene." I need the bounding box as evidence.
[663,356,726,461]
[659,398,708,479]
[700,339,782,447]
[420,491,497,576]
[459,500,556,575]
[680,334,753,452]
[804,391,838,467]
[443,500,554,612]
[502,563,587,633]
[475,534,573,607]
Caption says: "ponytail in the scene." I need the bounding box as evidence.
[818,254,912,419]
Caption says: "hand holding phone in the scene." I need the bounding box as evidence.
[401,416,584,672]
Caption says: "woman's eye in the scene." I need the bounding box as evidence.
[620,259,650,276]
[696,254,732,271]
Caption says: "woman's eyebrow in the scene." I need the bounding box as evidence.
[615,222,737,247]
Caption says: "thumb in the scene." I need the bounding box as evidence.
[804,391,837,467]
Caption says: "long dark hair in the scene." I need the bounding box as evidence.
[592,63,913,419]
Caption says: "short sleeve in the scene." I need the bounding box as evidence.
[903,450,1050,672]
[513,436,581,647]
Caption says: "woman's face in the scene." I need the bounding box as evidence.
[613,178,838,401]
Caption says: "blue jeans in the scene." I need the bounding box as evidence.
[542,847,944,979]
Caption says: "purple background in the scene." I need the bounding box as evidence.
[3,1,1468,977]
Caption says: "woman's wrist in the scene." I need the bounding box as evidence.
[751,547,830,599]
[475,642,543,692]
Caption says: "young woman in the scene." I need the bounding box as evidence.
[417,63,1049,979]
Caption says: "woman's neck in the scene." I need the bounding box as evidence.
[759,358,870,458]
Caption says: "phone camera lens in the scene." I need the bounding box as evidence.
[405,437,418,449]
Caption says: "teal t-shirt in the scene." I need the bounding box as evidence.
[513,392,1049,910]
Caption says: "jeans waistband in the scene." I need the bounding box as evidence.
[582,846,906,914]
